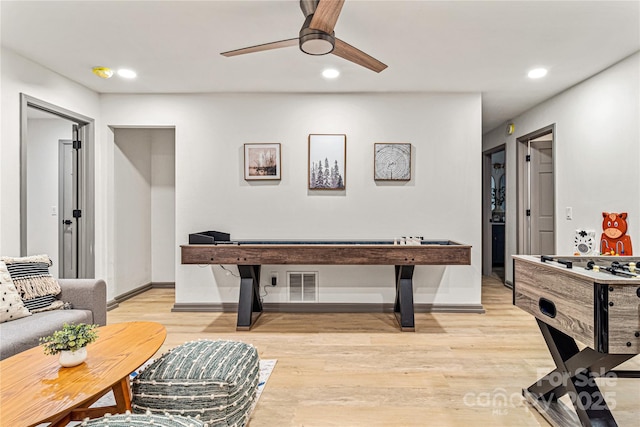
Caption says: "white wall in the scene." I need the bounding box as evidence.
[26,117,72,276]
[113,129,152,296]
[483,52,640,283]
[2,47,482,308]
[0,48,102,274]
[101,93,482,307]
[151,129,176,283]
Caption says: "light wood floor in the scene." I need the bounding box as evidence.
[108,276,639,427]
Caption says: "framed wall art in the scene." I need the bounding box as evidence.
[308,134,346,190]
[374,143,411,181]
[244,143,281,180]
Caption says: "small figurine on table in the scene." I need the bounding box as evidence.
[600,212,633,255]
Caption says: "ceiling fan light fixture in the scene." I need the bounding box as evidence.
[300,32,335,55]
[220,1,386,72]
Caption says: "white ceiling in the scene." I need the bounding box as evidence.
[2,0,639,132]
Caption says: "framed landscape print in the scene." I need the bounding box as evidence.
[308,134,346,190]
[374,143,411,181]
[244,143,281,180]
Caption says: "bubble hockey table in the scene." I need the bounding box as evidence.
[513,255,640,427]
[181,239,471,332]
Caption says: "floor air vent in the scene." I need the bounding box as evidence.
[288,272,318,302]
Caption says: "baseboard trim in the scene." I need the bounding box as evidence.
[107,282,176,311]
[151,282,176,289]
[172,302,485,314]
[171,303,238,312]
[425,304,485,314]
[115,283,153,304]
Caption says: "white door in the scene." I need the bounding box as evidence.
[59,139,75,278]
[525,138,554,254]
[58,124,82,278]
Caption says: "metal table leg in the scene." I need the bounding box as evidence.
[394,265,415,332]
[236,265,263,330]
[524,319,635,427]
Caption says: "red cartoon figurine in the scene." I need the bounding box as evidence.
[600,212,633,255]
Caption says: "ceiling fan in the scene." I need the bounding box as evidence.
[221,0,387,73]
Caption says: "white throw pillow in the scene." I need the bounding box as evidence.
[0,260,32,323]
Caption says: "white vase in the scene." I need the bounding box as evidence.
[58,347,87,367]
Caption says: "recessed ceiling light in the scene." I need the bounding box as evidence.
[322,68,340,79]
[92,66,114,79]
[528,68,548,79]
[117,69,137,79]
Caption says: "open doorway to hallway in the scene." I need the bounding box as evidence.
[491,149,506,281]
[482,146,506,283]
[111,127,176,302]
[517,125,555,256]
[21,95,95,278]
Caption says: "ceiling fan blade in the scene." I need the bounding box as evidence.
[221,38,299,57]
[332,38,387,73]
[309,0,345,34]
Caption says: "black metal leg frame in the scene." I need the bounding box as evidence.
[525,319,636,427]
[236,265,263,331]
[235,264,417,331]
[394,265,415,331]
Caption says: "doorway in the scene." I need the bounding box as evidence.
[517,125,555,255]
[20,94,95,278]
[111,127,176,298]
[482,147,506,282]
[490,149,506,281]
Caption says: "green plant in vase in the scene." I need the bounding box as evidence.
[40,323,99,367]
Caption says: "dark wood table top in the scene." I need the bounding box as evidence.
[181,240,472,265]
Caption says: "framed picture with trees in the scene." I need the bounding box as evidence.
[308,134,346,190]
[244,143,281,180]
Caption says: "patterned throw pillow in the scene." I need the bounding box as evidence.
[1,255,63,313]
[0,261,32,323]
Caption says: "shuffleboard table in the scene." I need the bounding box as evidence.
[181,239,471,331]
[513,255,640,427]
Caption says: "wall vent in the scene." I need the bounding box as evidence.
[288,272,318,302]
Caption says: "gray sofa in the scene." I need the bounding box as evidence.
[0,278,107,360]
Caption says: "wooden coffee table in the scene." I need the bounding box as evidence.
[0,321,166,427]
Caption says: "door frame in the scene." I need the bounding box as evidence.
[20,94,95,277]
[516,123,555,255]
